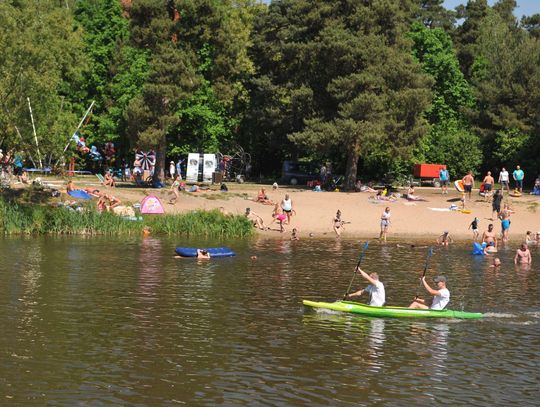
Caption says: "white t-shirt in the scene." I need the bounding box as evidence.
[365,280,385,307]
[431,288,450,310]
[499,170,509,182]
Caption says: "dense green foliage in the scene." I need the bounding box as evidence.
[410,22,482,177]
[1,0,540,187]
[0,199,253,237]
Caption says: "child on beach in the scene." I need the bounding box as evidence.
[469,217,479,241]
[291,228,300,241]
[525,231,536,245]
[269,203,287,232]
[437,231,453,246]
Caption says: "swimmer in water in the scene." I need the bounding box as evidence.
[489,258,501,268]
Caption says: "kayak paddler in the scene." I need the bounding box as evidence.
[345,267,386,306]
[409,276,450,310]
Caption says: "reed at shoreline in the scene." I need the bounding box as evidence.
[0,200,253,238]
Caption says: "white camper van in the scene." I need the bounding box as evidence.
[185,153,217,183]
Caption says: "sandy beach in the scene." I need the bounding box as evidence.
[38,178,540,242]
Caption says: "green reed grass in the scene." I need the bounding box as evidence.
[0,199,254,238]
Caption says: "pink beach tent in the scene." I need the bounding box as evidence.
[140,195,165,214]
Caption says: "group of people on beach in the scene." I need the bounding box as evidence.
[247,191,295,234]
[453,166,530,202]
[65,179,121,212]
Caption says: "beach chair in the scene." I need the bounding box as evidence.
[96,173,105,184]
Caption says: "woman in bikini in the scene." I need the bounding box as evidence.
[256,188,273,205]
[333,210,344,237]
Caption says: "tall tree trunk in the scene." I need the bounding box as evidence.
[153,133,166,182]
[344,140,360,191]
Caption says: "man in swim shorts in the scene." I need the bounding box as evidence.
[346,267,386,306]
[409,276,450,310]
[482,171,494,201]
[514,244,531,265]
[482,223,497,251]
[462,171,474,200]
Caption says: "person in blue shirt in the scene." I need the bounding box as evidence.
[439,167,450,194]
[512,165,524,193]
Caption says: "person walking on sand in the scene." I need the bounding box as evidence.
[169,161,176,179]
[379,207,391,242]
[512,165,524,193]
[346,267,385,306]
[498,167,510,194]
[469,217,479,241]
[333,210,345,237]
[409,276,450,310]
[482,171,495,201]
[439,167,450,194]
[491,189,503,220]
[281,193,294,225]
[169,174,181,204]
[514,243,532,265]
[462,171,474,200]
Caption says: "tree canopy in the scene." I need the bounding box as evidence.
[0,0,539,186]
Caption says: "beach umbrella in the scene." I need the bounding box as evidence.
[135,151,156,170]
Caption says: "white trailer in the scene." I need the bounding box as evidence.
[185,153,217,183]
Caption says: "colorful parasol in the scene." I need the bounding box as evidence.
[135,150,156,171]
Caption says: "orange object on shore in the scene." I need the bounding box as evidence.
[413,164,447,179]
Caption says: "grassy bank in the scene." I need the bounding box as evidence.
[0,199,254,238]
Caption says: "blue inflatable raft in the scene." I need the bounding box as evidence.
[472,242,486,255]
[175,247,236,258]
[68,190,92,200]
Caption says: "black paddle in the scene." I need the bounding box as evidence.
[343,241,369,300]
[415,246,434,299]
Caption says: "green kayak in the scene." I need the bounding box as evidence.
[303,300,483,320]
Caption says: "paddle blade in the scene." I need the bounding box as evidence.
[358,241,369,258]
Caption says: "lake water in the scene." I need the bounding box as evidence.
[0,236,538,406]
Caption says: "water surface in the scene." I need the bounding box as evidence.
[0,237,538,406]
